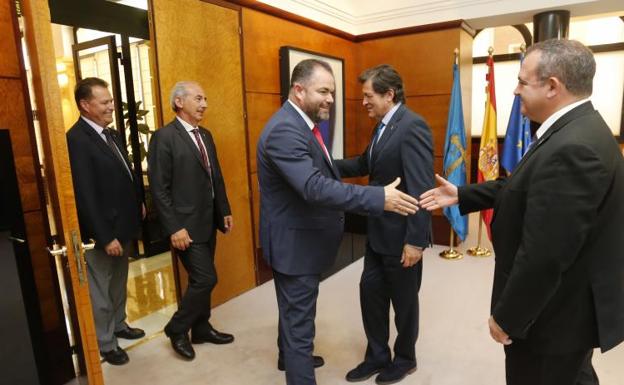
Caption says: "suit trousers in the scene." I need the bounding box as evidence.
[86,241,133,352]
[504,342,599,385]
[273,270,320,385]
[361,244,422,368]
[167,235,217,335]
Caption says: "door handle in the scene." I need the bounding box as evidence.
[81,240,95,251]
[47,244,67,257]
[8,236,25,243]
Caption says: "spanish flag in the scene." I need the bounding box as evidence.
[478,54,499,240]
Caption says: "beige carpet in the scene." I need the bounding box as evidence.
[104,214,624,385]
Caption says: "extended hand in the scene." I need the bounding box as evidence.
[383,178,419,216]
[104,239,123,257]
[401,244,423,267]
[223,215,234,234]
[171,228,192,251]
[419,174,459,211]
[488,316,512,345]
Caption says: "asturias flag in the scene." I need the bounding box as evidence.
[442,63,468,241]
[478,55,499,241]
[501,56,531,173]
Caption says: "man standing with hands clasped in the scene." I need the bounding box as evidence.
[420,39,624,385]
[336,64,433,385]
[148,81,234,361]
[67,77,145,366]
[257,59,419,385]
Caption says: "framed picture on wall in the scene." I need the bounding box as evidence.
[279,46,345,159]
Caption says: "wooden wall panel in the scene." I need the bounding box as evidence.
[246,92,281,173]
[0,79,40,212]
[357,29,459,97]
[250,172,259,245]
[151,0,255,305]
[0,0,20,77]
[406,94,451,156]
[241,8,357,97]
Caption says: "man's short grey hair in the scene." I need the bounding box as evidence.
[170,81,197,112]
[526,39,595,97]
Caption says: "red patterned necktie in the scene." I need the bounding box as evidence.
[312,125,330,161]
[191,128,214,197]
[191,129,212,177]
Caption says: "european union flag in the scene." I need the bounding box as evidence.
[501,58,532,173]
[442,63,468,241]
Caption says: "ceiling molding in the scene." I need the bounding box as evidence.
[255,0,624,33]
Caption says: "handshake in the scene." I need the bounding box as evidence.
[383,174,458,216]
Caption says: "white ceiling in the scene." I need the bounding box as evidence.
[258,0,624,34]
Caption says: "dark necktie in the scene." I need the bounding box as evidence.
[312,125,331,162]
[369,122,385,158]
[191,129,214,197]
[524,134,538,155]
[103,128,132,179]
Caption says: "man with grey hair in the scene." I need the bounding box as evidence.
[257,59,419,385]
[420,39,624,385]
[148,81,234,361]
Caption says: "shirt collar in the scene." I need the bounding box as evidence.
[380,103,401,127]
[535,97,591,139]
[176,116,198,132]
[288,100,315,130]
[81,116,106,136]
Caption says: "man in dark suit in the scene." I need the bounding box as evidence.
[257,59,420,385]
[336,65,433,385]
[67,77,145,366]
[420,39,624,385]
[148,81,234,361]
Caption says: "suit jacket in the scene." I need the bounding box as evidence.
[458,102,624,354]
[335,104,434,256]
[147,118,231,242]
[257,102,385,275]
[66,118,141,249]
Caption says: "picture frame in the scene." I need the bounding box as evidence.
[279,46,345,159]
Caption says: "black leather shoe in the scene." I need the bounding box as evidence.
[101,347,129,366]
[191,328,234,345]
[375,363,416,385]
[278,355,324,371]
[115,326,145,340]
[166,331,195,360]
[346,362,386,382]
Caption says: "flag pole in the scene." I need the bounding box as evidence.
[467,213,491,257]
[439,48,465,261]
[439,227,463,260]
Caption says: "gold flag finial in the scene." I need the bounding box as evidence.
[454,48,459,65]
[488,46,494,56]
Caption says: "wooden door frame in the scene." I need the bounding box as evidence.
[20,0,104,383]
